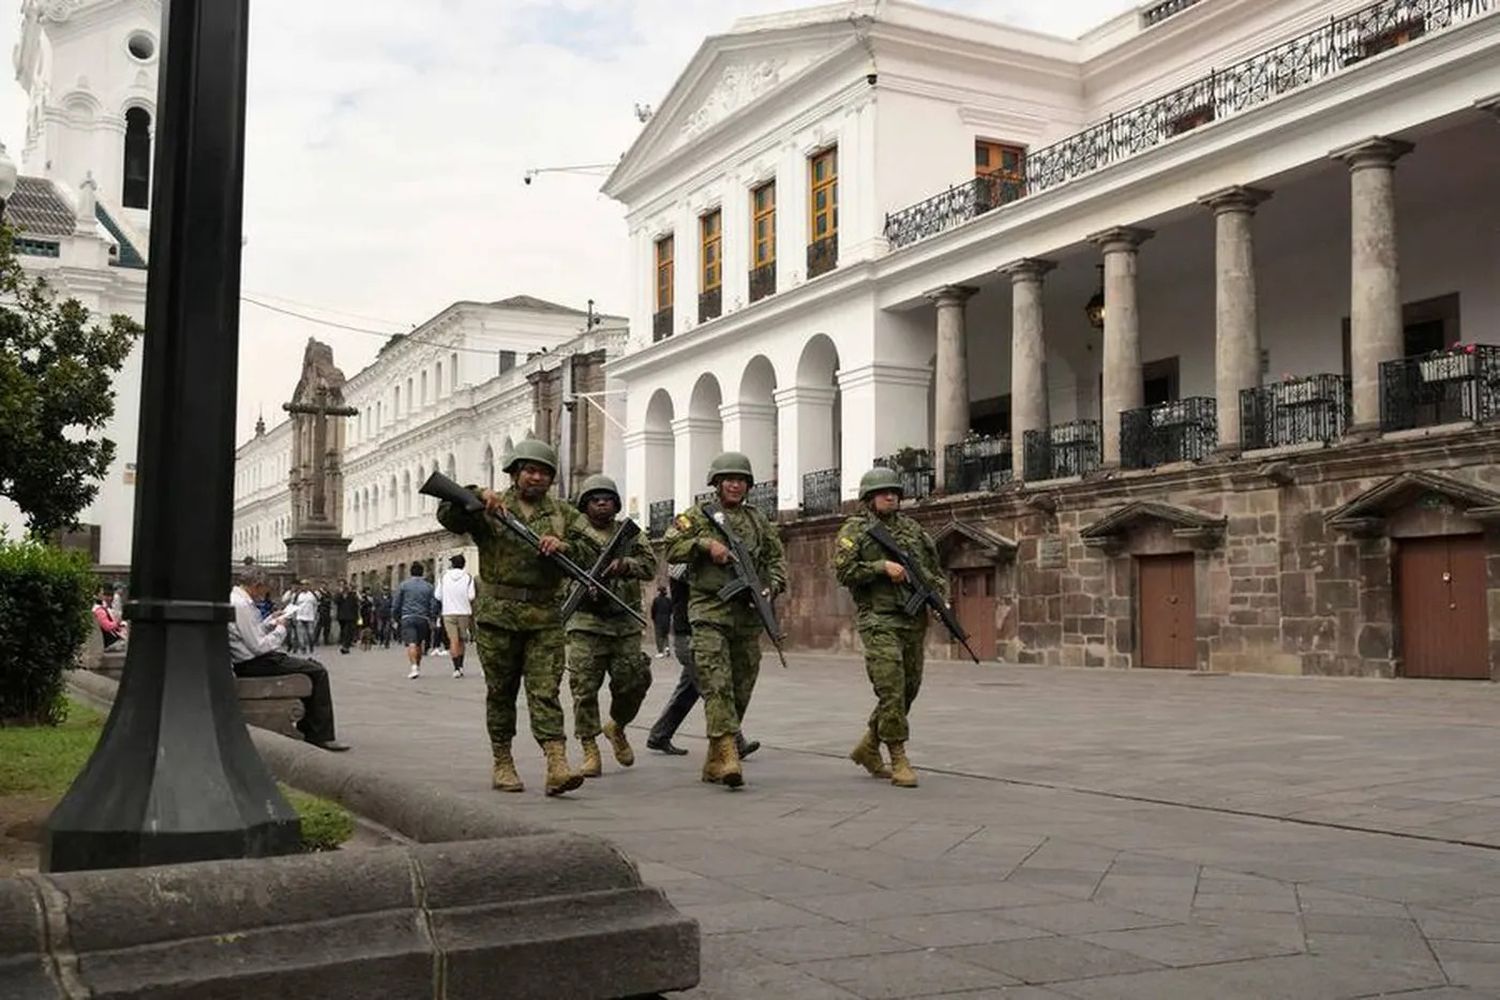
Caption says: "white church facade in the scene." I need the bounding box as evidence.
[0,0,158,569]
[605,0,1500,679]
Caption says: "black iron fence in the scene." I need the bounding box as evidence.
[1022,420,1102,481]
[693,490,714,508]
[801,468,842,516]
[698,287,722,324]
[652,307,673,342]
[1121,397,1218,469]
[1142,0,1204,27]
[874,449,936,500]
[943,435,1012,493]
[747,480,778,513]
[749,262,776,303]
[884,0,1490,248]
[1240,374,1349,450]
[807,236,838,279]
[1380,344,1500,432]
[647,500,675,538]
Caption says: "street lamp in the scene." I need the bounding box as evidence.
[0,141,18,221]
[43,0,300,871]
[1085,264,1106,331]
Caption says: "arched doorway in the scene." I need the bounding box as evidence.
[733,356,779,506]
[781,335,841,511]
[682,374,724,506]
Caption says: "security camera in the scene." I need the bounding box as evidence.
[523,175,532,186]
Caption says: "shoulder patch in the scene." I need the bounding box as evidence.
[839,535,857,550]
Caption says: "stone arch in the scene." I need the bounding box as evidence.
[734,355,779,489]
[684,375,724,501]
[786,335,842,507]
[122,106,152,209]
[643,388,675,512]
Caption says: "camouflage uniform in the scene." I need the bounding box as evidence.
[833,509,945,743]
[566,519,657,739]
[663,502,786,739]
[436,486,599,749]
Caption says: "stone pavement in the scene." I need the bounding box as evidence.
[316,645,1500,998]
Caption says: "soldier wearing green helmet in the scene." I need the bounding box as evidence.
[832,466,946,788]
[434,436,599,797]
[565,474,658,777]
[663,450,787,788]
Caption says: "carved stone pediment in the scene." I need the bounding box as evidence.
[681,58,787,139]
[1080,501,1226,552]
[933,520,1017,569]
[1327,471,1500,536]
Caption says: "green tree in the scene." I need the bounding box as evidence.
[0,226,142,540]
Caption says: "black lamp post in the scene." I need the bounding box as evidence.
[43,0,300,872]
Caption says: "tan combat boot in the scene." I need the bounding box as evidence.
[491,742,524,793]
[603,721,635,767]
[849,729,892,779]
[579,736,603,778]
[702,734,743,789]
[700,734,724,784]
[541,740,585,796]
[886,741,919,788]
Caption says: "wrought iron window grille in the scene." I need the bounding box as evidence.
[1022,421,1102,481]
[652,307,674,343]
[749,262,776,303]
[1380,344,1500,432]
[647,499,675,538]
[1240,374,1349,450]
[884,0,1491,249]
[698,286,722,324]
[807,235,838,279]
[1120,397,1218,469]
[1142,0,1204,28]
[801,468,842,516]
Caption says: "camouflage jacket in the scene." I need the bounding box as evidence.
[833,510,946,627]
[566,517,657,637]
[435,485,600,631]
[664,501,787,626]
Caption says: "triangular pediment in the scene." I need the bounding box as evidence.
[1081,501,1226,550]
[1327,472,1500,536]
[933,519,1017,564]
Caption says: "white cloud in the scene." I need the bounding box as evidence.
[0,0,1138,444]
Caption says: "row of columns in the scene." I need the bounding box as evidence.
[927,134,1415,476]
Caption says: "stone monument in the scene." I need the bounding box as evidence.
[282,338,356,582]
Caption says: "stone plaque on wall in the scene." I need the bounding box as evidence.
[1038,536,1066,570]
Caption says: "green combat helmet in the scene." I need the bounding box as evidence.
[503,437,558,475]
[858,466,905,502]
[576,474,621,509]
[706,451,755,487]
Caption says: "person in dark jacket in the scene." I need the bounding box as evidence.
[649,585,673,657]
[316,588,333,646]
[336,584,360,654]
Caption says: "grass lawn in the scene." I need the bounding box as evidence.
[0,698,355,852]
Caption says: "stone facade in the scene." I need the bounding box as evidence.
[776,427,1500,680]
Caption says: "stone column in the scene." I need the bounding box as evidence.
[671,415,722,511]
[928,285,978,490]
[1200,186,1270,453]
[1332,136,1412,431]
[1087,227,1153,466]
[773,386,836,510]
[999,259,1056,478]
[837,362,932,503]
[720,401,778,490]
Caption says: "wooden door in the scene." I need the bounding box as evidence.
[1138,554,1197,669]
[951,569,998,661]
[1397,535,1489,679]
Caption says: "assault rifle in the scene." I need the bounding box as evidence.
[419,472,647,628]
[702,502,789,669]
[865,520,981,664]
[559,518,643,622]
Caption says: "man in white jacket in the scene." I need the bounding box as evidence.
[439,554,477,679]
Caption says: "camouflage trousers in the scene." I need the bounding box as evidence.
[691,619,762,739]
[860,621,926,743]
[474,621,567,747]
[566,630,653,739]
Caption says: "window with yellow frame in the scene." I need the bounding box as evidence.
[700,210,722,291]
[654,234,674,311]
[809,147,838,244]
[751,181,776,268]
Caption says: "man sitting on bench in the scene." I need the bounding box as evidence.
[227,565,350,752]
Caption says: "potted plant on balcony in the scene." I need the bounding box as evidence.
[1419,343,1476,383]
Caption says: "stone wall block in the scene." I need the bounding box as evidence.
[0,880,52,997]
[1316,579,1358,613]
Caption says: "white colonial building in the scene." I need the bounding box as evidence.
[233,296,629,590]
[0,0,159,568]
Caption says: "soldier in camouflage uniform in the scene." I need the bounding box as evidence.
[832,467,945,788]
[434,439,599,796]
[566,474,658,777]
[664,451,786,789]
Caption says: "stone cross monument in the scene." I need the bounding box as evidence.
[282,338,357,583]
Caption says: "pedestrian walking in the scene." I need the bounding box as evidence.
[832,467,945,788]
[439,554,476,679]
[649,585,673,657]
[374,589,392,648]
[565,475,657,777]
[292,582,318,654]
[433,438,599,797]
[336,583,359,654]
[391,563,438,679]
[315,587,333,647]
[663,451,786,789]
[646,564,760,759]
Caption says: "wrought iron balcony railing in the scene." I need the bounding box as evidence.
[693,490,714,508]
[1121,397,1218,469]
[801,468,842,516]
[1240,374,1350,450]
[943,434,1012,494]
[698,286,722,324]
[1142,0,1204,28]
[807,235,838,279]
[647,499,675,538]
[1380,344,1500,432]
[749,262,776,303]
[1022,420,1102,481]
[874,449,936,500]
[747,479,779,513]
[884,0,1491,249]
[652,307,673,342]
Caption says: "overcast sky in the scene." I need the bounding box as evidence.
[0,0,1137,445]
